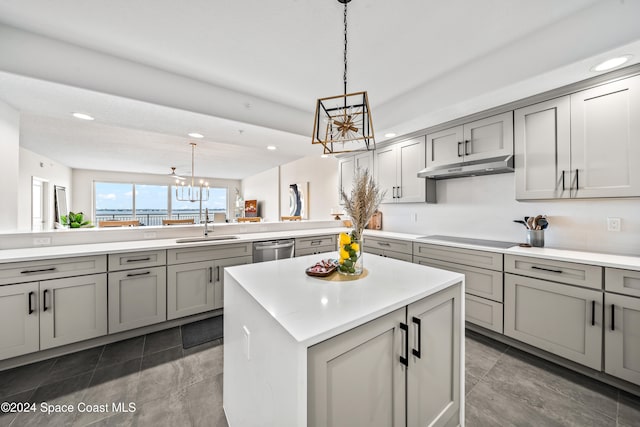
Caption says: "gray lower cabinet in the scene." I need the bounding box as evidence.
[295,235,337,257]
[465,294,503,333]
[504,273,602,370]
[167,256,252,319]
[363,236,413,262]
[308,284,461,427]
[604,292,640,386]
[213,256,252,310]
[108,266,167,333]
[0,282,39,360]
[39,274,108,350]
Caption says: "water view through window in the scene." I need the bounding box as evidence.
[95,182,228,226]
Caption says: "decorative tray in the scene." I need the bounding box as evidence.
[305,259,339,277]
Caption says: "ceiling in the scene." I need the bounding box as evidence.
[0,0,639,179]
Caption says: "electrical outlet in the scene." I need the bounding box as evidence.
[33,237,51,246]
[243,326,251,360]
[607,217,621,232]
[143,232,157,239]
[412,213,418,223]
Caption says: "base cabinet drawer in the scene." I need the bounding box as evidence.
[368,247,413,263]
[414,257,503,302]
[413,243,502,271]
[605,268,640,298]
[505,255,602,290]
[296,235,337,252]
[363,236,412,256]
[0,255,107,285]
[466,294,503,334]
[605,293,640,386]
[504,273,602,370]
[108,266,167,333]
[108,250,166,272]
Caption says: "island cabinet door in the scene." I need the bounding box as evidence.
[167,261,215,320]
[308,307,406,427]
[0,282,40,360]
[407,284,461,427]
[40,274,108,350]
[108,266,167,333]
[212,256,252,310]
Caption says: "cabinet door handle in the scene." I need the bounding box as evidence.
[126,257,151,263]
[457,141,463,157]
[399,322,409,367]
[209,267,213,283]
[575,169,579,191]
[561,170,565,191]
[397,186,401,198]
[377,242,391,247]
[464,139,470,156]
[28,291,35,315]
[21,267,56,275]
[216,266,221,282]
[43,289,49,312]
[411,316,422,358]
[591,300,595,326]
[126,271,151,277]
[611,304,615,331]
[531,265,563,274]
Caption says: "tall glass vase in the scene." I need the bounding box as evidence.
[337,232,363,276]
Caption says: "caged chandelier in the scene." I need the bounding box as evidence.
[311,0,375,154]
[175,143,210,202]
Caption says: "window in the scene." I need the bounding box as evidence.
[95,182,134,222]
[95,181,228,225]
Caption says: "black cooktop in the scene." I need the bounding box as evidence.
[416,235,518,249]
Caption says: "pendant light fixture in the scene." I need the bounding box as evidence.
[175,143,210,202]
[312,0,375,154]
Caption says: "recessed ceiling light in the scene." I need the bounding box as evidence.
[188,132,204,138]
[321,154,328,158]
[384,133,396,138]
[591,55,632,72]
[72,112,94,121]
[267,145,277,150]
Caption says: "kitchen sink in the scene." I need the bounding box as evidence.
[176,235,240,243]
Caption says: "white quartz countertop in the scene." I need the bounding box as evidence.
[0,228,348,263]
[225,253,464,346]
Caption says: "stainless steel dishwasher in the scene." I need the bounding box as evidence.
[252,239,295,263]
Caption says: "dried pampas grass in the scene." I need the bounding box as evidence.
[340,168,385,241]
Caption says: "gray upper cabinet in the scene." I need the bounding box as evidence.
[338,152,373,204]
[516,75,640,200]
[515,96,571,199]
[375,136,428,203]
[426,112,513,168]
[570,75,640,198]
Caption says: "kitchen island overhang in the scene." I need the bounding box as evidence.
[223,253,465,427]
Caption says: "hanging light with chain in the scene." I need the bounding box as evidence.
[175,142,210,202]
[311,0,375,154]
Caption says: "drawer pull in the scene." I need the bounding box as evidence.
[412,316,422,358]
[377,242,391,247]
[531,265,562,274]
[591,300,595,326]
[126,257,151,263]
[43,289,49,311]
[216,266,221,282]
[126,271,151,277]
[209,267,213,283]
[611,304,615,331]
[21,267,56,274]
[399,322,409,367]
[310,240,322,246]
[28,291,35,315]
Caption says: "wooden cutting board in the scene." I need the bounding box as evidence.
[366,210,382,230]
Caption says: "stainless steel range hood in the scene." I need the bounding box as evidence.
[417,155,514,179]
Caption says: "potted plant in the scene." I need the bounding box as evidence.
[61,212,93,228]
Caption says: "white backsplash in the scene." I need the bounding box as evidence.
[380,173,640,256]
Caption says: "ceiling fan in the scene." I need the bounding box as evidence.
[168,167,186,180]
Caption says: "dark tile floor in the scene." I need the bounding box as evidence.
[0,327,638,426]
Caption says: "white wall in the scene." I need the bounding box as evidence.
[241,155,339,222]
[0,100,19,231]
[241,167,279,222]
[17,147,73,231]
[72,169,241,221]
[280,156,339,220]
[380,173,640,256]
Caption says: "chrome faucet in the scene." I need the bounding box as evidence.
[204,208,212,237]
